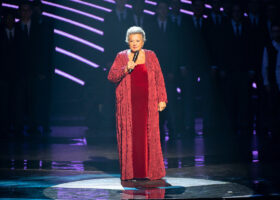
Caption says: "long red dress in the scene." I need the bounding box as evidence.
[131,64,148,178]
[108,49,167,180]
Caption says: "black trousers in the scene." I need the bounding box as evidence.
[159,80,179,137]
[260,86,280,133]
[35,78,52,131]
[0,81,10,133]
[180,70,215,131]
[223,72,251,131]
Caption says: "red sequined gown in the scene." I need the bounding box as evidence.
[108,49,167,180]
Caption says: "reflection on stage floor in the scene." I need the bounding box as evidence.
[0,124,280,199]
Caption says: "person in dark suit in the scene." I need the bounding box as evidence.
[247,0,263,27]
[207,0,228,70]
[131,0,148,29]
[147,0,176,72]
[98,0,134,133]
[221,0,233,20]
[169,0,184,29]
[247,0,266,76]
[169,0,186,65]
[179,0,213,134]
[261,22,280,135]
[104,0,133,58]
[246,0,267,132]
[146,0,175,56]
[208,0,227,27]
[32,1,54,136]
[263,2,279,42]
[206,0,227,72]
[0,11,20,137]
[146,0,179,137]
[206,0,229,133]
[221,3,251,133]
[16,1,40,136]
[169,0,189,134]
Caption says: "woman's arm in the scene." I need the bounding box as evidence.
[107,53,128,84]
[152,51,168,103]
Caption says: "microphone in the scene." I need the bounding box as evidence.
[128,50,139,74]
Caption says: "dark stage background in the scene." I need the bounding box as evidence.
[1,0,279,137]
[1,0,280,199]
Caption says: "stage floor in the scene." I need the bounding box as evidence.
[0,126,280,199]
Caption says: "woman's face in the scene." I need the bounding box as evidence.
[128,33,144,52]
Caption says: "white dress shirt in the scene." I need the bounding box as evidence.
[248,13,259,26]
[262,40,280,91]
[115,9,127,22]
[231,20,242,36]
[133,14,144,27]
[211,13,222,25]
[21,19,31,36]
[171,14,182,27]
[157,18,167,32]
[5,27,15,40]
[192,16,202,29]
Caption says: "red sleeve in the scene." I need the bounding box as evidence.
[107,53,128,84]
[152,51,168,103]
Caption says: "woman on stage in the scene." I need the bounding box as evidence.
[107,26,168,181]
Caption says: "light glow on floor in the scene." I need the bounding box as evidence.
[52,177,228,190]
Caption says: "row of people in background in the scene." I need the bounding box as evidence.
[102,0,280,137]
[1,0,278,138]
[0,1,54,137]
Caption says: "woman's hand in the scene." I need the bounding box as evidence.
[158,101,166,112]
[126,61,136,72]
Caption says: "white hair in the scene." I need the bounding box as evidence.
[125,26,146,43]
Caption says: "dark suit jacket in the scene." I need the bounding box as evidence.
[34,17,55,79]
[181,15,211,73]
[246,16,266,75]
[206,13,228,68]
[16,20,40,80]
[145,16,177,75]
[0,26,19,81]
[221,19,250,74]
[169,14,188,68]
[103,8,134,60]
[131,13,151,30]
